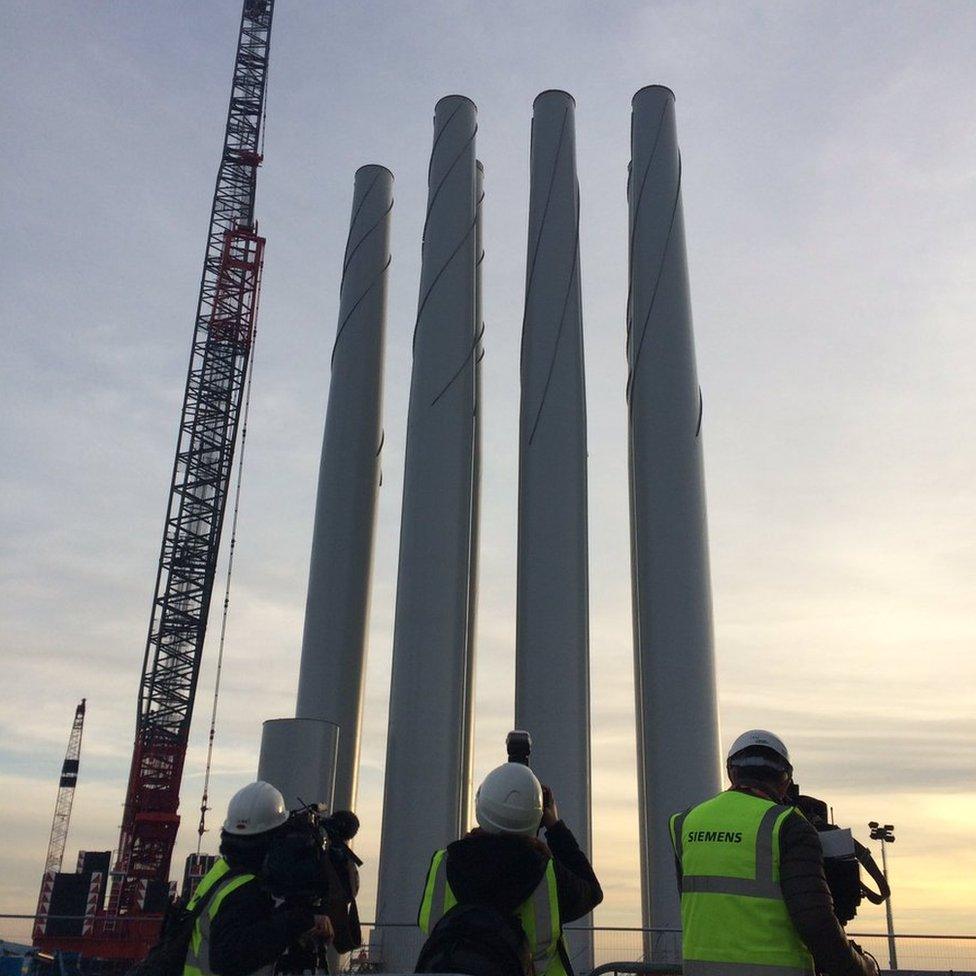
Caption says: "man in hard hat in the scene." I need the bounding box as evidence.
[418,763,602,976]
[183,782,333,976]
[669,730,878,976]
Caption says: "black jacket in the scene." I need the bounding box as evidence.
[207,861,314,976]
[777,811,874,976]
[442,821,603,924]
[674,790,873,976]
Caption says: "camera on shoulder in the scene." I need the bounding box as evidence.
[787,785,891,926]
[264,803,365,962]
[262,805,332,903]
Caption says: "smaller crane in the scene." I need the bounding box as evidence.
[33,699,86,938]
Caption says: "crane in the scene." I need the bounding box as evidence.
[108,0,274,936]
[34,0,275,960]
[32,700,86,940]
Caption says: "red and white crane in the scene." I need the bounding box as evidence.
[34,0,275,961]
[33,700,86,940]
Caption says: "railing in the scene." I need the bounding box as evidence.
[589,965,682,976]
[343,923,976,974]
[844,934,976,973]
[3,915,975,974]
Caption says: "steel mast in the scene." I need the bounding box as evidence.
[374,95,479,971]
[627,86,721,959]
[108,0,274,933]
[516,90,593,974]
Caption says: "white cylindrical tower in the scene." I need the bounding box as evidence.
[628,85,721,957]
[373,95,478,972]
[257,718,340,811]
[462,160,485,832]
[294,165,394,812]
[515,89,592,973]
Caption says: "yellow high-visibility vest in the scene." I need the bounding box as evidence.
[182,859,260,976]
[670,790,816,976]
[418,848,568,976]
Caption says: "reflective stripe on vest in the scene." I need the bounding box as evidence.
[183,859,258,976]
[669,792,815,976]
[418,847,566,976]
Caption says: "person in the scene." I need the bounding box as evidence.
[276,809,364,974]
[669,730,878,976]
[418,763,603,976]
[320,810,363,952]
[183,781,333,976]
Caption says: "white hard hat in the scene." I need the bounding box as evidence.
[475,763,543,837]
[727,729,792,772]
[223,781,289,836]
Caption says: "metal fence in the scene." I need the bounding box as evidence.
[342,924,976,974]
[843,934,976,973]
[3,915,974,975]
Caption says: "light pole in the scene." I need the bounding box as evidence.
[869,821,897,970]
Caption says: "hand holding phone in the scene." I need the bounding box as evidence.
[541,786,559,829]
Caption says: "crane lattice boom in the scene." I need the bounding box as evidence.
[32,700,87,940]
[44,699,86,876]
[110,0,274,920]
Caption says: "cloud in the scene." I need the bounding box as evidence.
[2,0,975,946]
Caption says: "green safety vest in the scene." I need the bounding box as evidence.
[183,859,259,976]
[669,790,816,976]
[418,848,568,976]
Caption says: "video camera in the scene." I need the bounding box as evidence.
[787,785,890,926]
[265,804,364,966]
[262,804,334,904]
[263,805,362,898]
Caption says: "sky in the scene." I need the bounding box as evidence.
[2,0,975,954]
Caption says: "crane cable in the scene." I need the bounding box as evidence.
[196,325,259,853]
[198,36,270,850]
